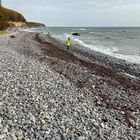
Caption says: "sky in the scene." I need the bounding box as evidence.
[3,0,140,27]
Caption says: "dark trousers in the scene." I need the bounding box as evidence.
[67,45,69,50]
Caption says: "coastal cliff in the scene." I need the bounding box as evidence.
[0,6,26,22]
[0,6,26,30]
[0,6,45,30]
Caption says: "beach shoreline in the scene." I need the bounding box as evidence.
[36,34,140,90]
[0,31,139,139]
[37,32,140,79]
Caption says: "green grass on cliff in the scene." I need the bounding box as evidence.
[0,6,26,30]
[0,6,26,22]
[0,31,8,35]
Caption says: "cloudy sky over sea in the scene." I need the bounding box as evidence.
[3,0,140,26]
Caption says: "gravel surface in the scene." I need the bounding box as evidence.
[0,32,140,139]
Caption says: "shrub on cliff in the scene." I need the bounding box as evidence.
[27,22,46,27]
[0,6,26,22]
[0,20,9,30]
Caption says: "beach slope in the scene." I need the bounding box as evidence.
[0,31,139,139]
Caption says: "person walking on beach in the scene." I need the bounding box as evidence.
[66,38,71,50]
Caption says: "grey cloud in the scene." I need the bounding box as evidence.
[3,0,140,26]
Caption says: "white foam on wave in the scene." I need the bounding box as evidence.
[89,32,95,34]
[72,28,87,31]
[19,27,47,33]
[72,37,140,64]
[111,53,140,64]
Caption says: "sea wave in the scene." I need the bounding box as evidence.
[72,28,87,31]
[104,36,112,39]
[89,32,95,34]
[73,38,118,54]
[128,36,135,39]
[76,39,140,64]
[89,32,104,37]
[55,34,140,64]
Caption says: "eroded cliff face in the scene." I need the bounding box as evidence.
[8,21,28,28]
[8,21,46,28]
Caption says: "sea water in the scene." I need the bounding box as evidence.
[24,27,140,64]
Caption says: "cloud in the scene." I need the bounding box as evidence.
[3,0,140,26]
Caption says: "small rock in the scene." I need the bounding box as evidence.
[11,132,17,140]
[0,118,3,129]
[0,134,5,139]
[101,123,104,128]
[78,136,86,140]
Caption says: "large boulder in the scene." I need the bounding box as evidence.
[72,32,80,36]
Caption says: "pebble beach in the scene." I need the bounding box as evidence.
[0,31,140,139]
